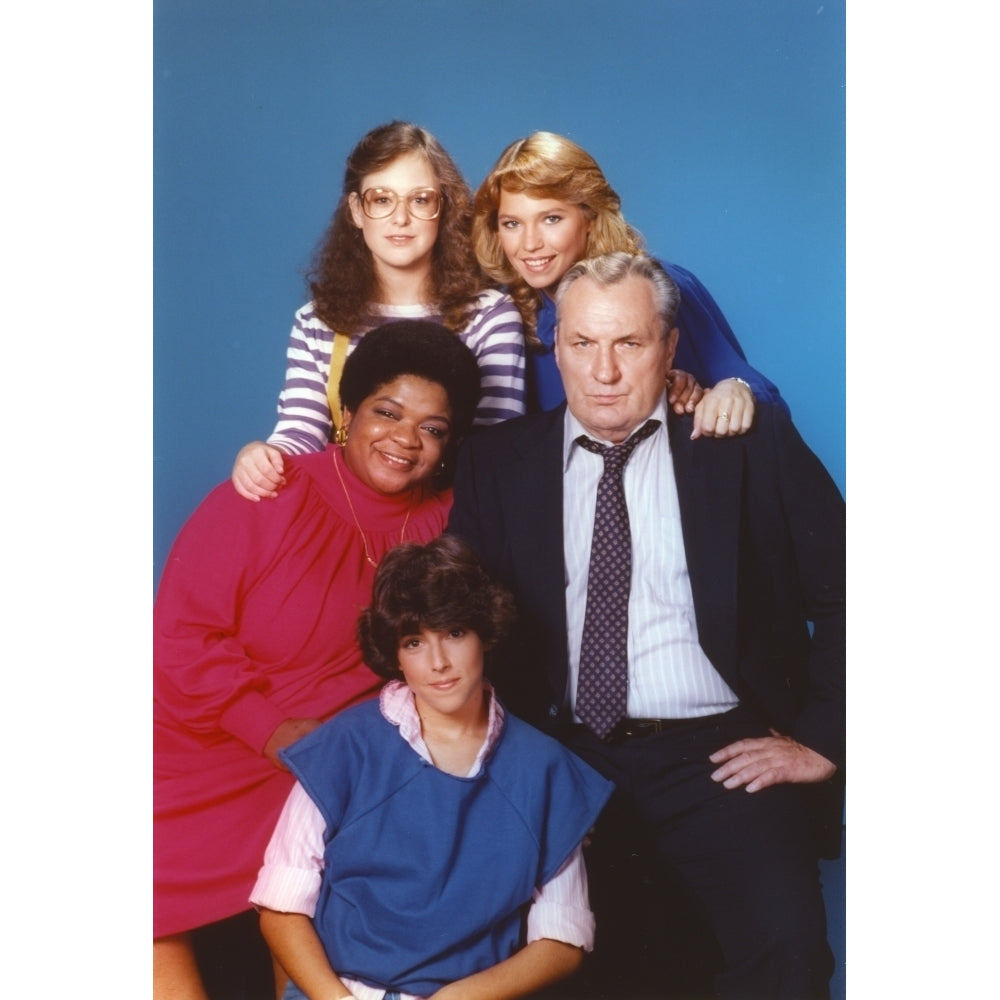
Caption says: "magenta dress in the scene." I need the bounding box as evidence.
[153,445,451,937]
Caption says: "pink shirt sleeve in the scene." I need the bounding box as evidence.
[526,846,596,951]
[249,781,326,915]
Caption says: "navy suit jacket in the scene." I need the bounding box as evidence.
[448,401,845,775]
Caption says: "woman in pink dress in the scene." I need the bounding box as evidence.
[153,320,482,999]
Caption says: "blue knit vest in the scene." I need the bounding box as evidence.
[281,699,612,996]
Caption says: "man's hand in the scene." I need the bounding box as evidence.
[232,441,287,501]
[709,729,836,792]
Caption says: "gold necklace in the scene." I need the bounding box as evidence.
[333,451,414,567]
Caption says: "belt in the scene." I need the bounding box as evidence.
[610,717,686,740]
[558,717,704,745]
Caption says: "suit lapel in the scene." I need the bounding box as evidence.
[498,407,569,697]
[502,407,566,603]
[668,414,743,683]
[494,408,746,704]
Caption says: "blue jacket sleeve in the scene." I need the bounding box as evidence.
[662,260,788,413]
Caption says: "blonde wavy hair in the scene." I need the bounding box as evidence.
[472,131,644,347]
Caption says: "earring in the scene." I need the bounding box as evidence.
[335,424,348,447]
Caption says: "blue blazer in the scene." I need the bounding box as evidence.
[448,401,845,775]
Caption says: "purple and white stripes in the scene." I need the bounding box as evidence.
[267,290,526,455]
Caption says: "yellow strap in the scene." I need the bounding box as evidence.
[327,332,351,437]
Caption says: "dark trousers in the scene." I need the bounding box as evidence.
[560,708,834,1000]
[190,910,275,1000]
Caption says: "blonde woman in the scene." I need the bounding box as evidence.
[473,131,785,436]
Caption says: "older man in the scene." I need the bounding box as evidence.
[448,252,844,999]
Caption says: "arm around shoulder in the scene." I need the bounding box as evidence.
[232,440,288,500]
[266,303,340,455]
[464,289,528,423]
[663,260,787,412]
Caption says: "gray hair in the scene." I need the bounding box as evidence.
[553,252,680,335]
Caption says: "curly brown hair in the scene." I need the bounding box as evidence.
[356,535,517,682]
[472,131,644,349]
[309,121,491,335]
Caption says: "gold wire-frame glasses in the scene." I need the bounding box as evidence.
[359,187,443,221]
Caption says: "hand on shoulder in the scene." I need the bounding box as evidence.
[690,377,755,439]
[232,440,287,500]
[666,368,704,414]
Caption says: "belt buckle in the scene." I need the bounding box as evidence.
[604,718,665,743]
[622,718,664,738]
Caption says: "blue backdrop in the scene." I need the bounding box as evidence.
[153,2,845,992]
[154,0,845,582]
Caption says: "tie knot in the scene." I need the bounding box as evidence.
[577,419,660,472]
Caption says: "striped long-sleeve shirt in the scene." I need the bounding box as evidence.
[266,289,526,455]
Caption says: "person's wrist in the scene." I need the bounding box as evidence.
[725,376,754,395]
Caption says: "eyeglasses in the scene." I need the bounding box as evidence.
[359,187,442,221]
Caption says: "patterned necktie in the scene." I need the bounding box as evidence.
[575,419,660,739]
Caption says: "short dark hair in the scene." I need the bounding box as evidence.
[357,535,516,681]
[339,320,482,482]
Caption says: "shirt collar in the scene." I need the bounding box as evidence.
[379,678,505,775]
[563,396,669,472]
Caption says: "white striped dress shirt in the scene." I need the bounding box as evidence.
[562,398,739,721]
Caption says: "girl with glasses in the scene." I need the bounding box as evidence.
[233,121,526,502]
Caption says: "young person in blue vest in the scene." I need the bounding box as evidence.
[251,535,614,1000]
